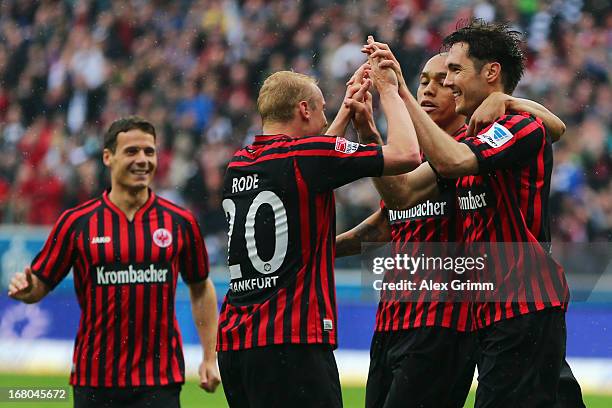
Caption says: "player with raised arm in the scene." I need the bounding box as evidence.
[216,56,421,407]
[337,51,567,408]
[364,21,584,408]
[8,116,220,408]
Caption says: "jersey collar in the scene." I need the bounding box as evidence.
[103,188,156,222]
[253,134,292,145]
[452,124,468,141]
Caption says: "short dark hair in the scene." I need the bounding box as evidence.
[442,19,525,94]
[104,116,156,152]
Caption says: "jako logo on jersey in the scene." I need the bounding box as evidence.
[334,137,360,154]
[91,236,111,244]
[477,122,514,148]
[153,228,172,248]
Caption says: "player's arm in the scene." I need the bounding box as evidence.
[336,209,391,257]
[188,278,221,393]
[375,162,440,209]
[467,91,566,141]
[179,213,220,392]
[327,64,371,138]
[326,99,352,138]
[8,266,50,303]
[10,208,81,302]
[362,54,420,175]
[298,59,418,190]
[363,40,475,178]
[377,85,422,175]
[345,67,439,209]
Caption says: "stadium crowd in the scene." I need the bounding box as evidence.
[0,0,609,264]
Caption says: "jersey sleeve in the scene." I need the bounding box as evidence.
[179,213,210,284]
[460,113,546,174]
[294,136,384,191]
[30,209,79,290]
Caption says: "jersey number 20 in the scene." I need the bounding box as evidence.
[223,191,288,279]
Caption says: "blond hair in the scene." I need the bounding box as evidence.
[257,71,319,124]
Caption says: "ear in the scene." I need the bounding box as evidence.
[297,100,311,121]
[483,62,502,86]
[102,148,113,167]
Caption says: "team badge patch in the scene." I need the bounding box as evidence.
[477,122,514,148]
[334,137,360,154]
[153,228,172,248]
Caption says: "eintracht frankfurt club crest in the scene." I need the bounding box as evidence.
[153,228,172,248]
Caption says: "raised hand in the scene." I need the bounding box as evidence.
[363,36,398,91]
[467,91,509,136]
[344,62,373,122]
[362,38,407,94]
[344,77,382,144]
[344,76,371,107]
[345,62,371,97]
[326,62,372,137]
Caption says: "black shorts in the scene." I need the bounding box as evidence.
[475,307,570,408]
[73,384,181,408]
[218,343,342,408]
[555,359,586,408]
[365,327,477,408]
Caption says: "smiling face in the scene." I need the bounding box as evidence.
[443,42,491,116]
[417,54,461,130]
[103,129,157,193]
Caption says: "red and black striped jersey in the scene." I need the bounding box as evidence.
[31,190,209,387]
[458,112,569,328]
[217,134,383,351]
[376,125,470,332]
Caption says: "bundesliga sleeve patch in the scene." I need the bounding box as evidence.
[477,122,514,148]
[334,137,360,154]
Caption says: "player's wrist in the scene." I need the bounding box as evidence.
[378,84,398,96]
[357,127,382,144]
[203,348,217,360]
[398,81,409,98]
[354,116,376,133]
[203,356,217,366]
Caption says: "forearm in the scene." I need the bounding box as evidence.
[372,175,412,209]
[336,210,391,257]
[354,116,383,145]
[399,91,472,175]
[326,105,352,137]
[374,162,439,210]
[379,87,421,174]
[190,279,218,362]
[399,91,477,177]
[507,97,566,142]
[335,232,362,257]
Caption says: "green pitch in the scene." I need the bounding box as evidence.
[1,373,612,407]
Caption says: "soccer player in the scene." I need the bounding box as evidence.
[337,53,567,408]
[216,57,423,407]
[365,21,583,407]
[7,116,221,408]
